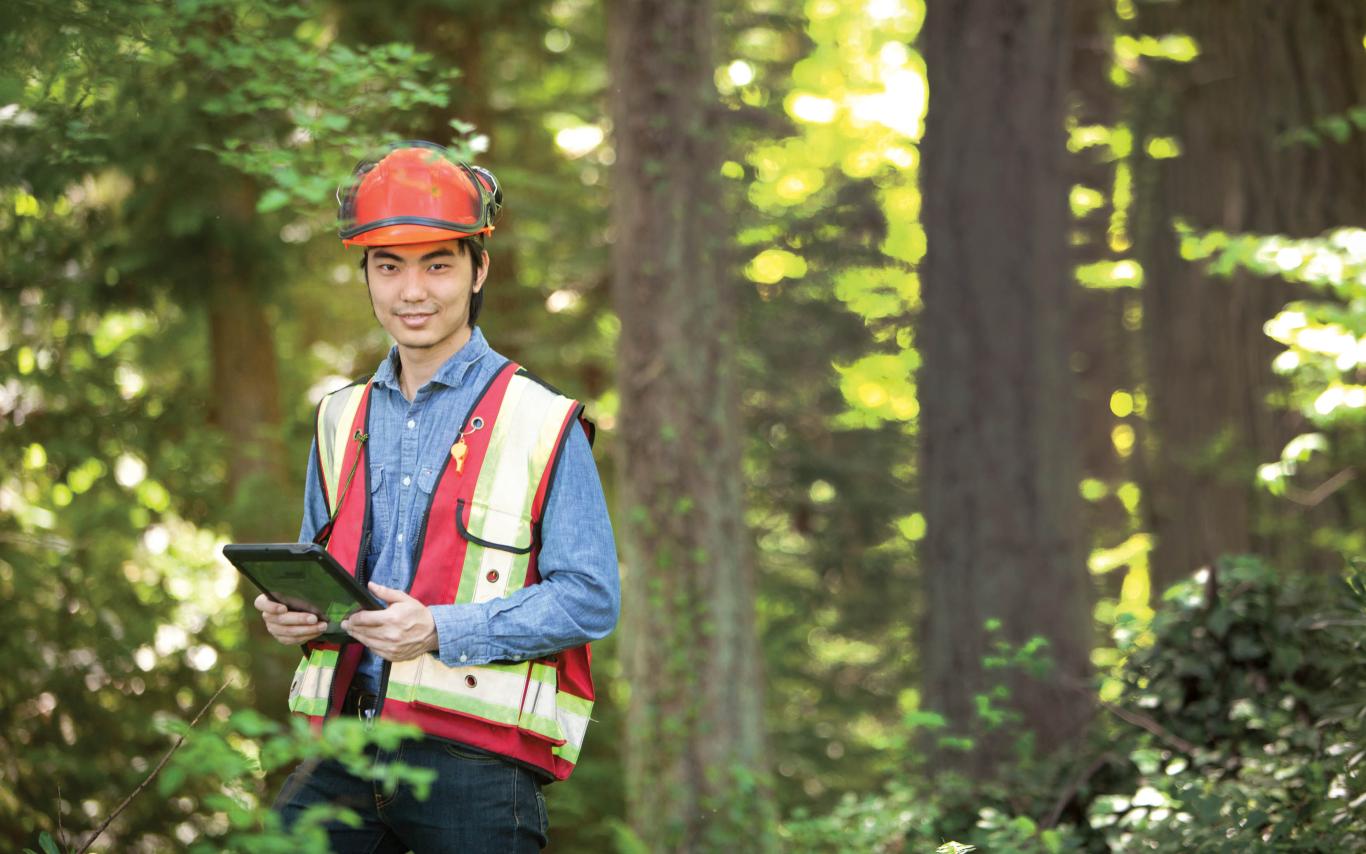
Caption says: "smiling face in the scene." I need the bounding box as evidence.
[364,239,489,363]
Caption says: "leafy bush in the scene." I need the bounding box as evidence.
[25,705,432,853]
[779,558,1365,853]
[1083,557,1365,851]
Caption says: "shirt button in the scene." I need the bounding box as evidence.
[407,419,415,429]
[459,654,468,662]
[397,532,405,543]
[402,475,411,487]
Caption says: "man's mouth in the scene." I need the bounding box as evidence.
[397,312,434,328]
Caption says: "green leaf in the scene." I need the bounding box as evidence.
[157,765,187,797]
[39,832,59,854]
[256,188,291,213]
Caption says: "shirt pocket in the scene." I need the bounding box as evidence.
[455,498,536,603]
[367,464,388,554]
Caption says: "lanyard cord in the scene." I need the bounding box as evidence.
[312,430,368,547]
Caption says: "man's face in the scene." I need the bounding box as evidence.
[365,239,488,356]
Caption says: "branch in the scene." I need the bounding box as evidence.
[1096,698,1199,755]
[75,678,232,854]
[1059,676,1199,755]
[1042,751,1116,829]
[1285,467,1356,508]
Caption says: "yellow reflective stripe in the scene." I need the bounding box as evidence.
[551,697,592,764]
[456,376,576,603]
[517,663,564,741]
[386,657,421,703]
[387,656,565,742]
[317,385,366,515]
[288,648,338,716]
[408,660,529,726]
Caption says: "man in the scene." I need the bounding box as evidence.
[254,141,619,852]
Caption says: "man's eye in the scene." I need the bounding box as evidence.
[377,264,398,272]
[428,263,450,272]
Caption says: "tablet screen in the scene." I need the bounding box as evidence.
[235,557,364,623]
[224,544,383,641]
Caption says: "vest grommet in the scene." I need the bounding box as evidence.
[486,570,500,583]
[465,675,477,688]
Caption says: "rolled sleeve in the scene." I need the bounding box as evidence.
[429,422,619,666]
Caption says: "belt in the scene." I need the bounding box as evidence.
[341,686,379,720]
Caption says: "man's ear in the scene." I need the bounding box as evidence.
[473,249,490,294]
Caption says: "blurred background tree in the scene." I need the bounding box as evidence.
[3,0,1364,851]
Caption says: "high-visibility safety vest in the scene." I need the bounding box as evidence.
[287,361,597,781]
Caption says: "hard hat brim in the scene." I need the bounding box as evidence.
[342,222,492,248]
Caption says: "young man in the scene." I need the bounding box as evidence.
[255,142,619,852]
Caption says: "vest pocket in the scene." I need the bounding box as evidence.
[455,498,534,554]
[392,654,566,746]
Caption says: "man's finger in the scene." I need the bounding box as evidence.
[269,623,327,643]
[368,582,411,605]
[342,608,388,628]
[254,594,285,614]
[269,611,321,627]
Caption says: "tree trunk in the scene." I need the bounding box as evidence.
[205,184,294,709]
[919,0,1094,777]
[608,0,773,849]
[1131,0,1366,591]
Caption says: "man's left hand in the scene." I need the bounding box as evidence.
[342,583,439,662]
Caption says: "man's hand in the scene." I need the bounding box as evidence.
[254,594,327,645]
[342,582,439,662]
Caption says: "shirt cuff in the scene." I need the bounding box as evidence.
[430,603,494,666]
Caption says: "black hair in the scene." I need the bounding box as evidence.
[359,235,486,326]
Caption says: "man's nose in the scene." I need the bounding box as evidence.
[398,269,426,301]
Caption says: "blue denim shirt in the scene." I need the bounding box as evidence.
[297,328,619,692]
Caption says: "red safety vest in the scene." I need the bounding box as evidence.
[287,361,597,780]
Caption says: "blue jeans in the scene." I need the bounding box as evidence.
[274,738,549,852]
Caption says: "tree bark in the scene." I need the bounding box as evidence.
[608,0,773,848]
[919,0,1094,777]
[1131,0,1366,591]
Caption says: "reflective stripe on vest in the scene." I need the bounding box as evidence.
[387,658,564,743]
[551,691,593,765]
[288,646,338,717]
[316,383,368,513]
[457,376,578,603]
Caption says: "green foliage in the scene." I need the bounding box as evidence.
[1175,221,1366,558]
[24,709,432,853]
[0,2,459,848]
[1086,557,1366,851]
[780,559,1366,852]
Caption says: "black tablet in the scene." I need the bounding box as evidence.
[224,543,384,643]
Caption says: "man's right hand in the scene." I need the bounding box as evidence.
[254,594,327,644]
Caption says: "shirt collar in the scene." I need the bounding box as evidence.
[371,326,491,392]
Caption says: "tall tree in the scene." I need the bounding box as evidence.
[608,0,774,848]
[918,0,1094,775]
[1131,0,1366,591]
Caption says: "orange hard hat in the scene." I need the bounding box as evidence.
[337,141,502,247]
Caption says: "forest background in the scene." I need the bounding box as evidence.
[3,0,1365,851]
